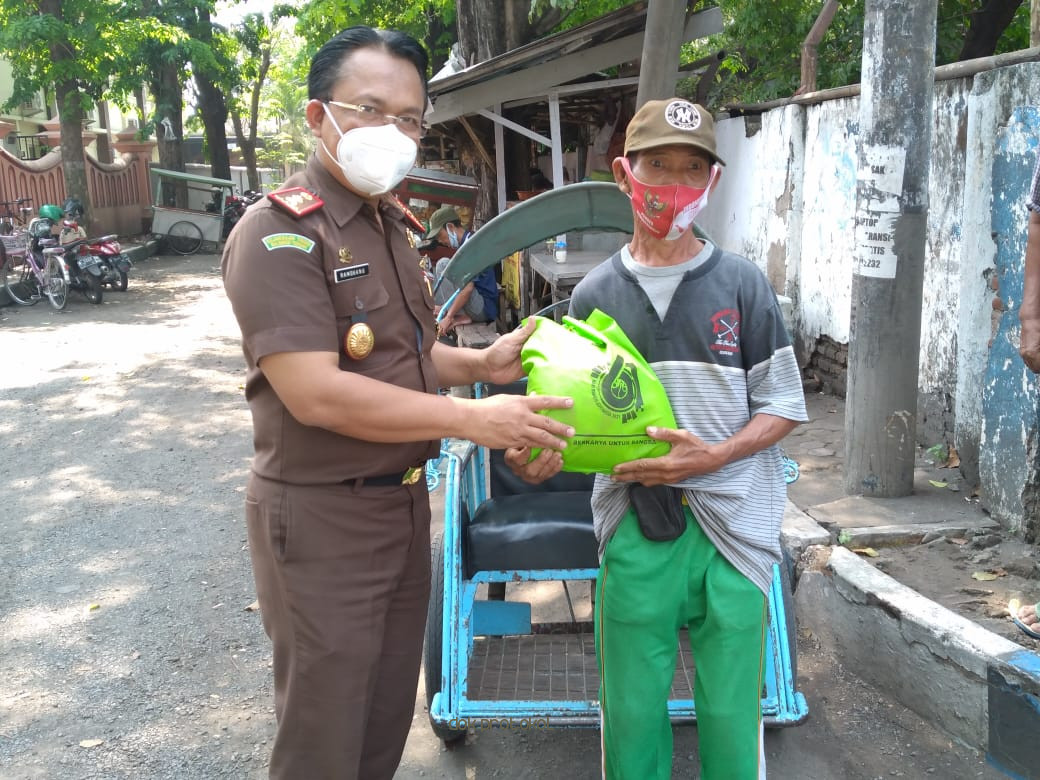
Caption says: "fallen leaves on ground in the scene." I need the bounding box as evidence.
[971,570,1007,581]
[852,547,879,558]
[79,739,103,748]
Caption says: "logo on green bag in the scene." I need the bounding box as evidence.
[590,355,644,423]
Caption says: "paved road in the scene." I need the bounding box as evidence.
[0,253,1004,779]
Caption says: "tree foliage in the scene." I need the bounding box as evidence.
[687,0,1033,107]
[0,0,183,114]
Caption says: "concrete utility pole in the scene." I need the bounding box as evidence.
[635,0,688,107]
[844,0,938,497]
[1032,0,1040,47]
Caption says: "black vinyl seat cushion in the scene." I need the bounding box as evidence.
[462,380,598,578]
[464,491,598,578]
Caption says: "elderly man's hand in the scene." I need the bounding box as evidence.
[504,446,564,484]
[610,426,723,487]
[1020,318,1040,373]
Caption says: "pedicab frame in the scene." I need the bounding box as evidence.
[425,182,808,744]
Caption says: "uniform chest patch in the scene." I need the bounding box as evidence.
[334,264,371,283]
[262,233,315,253]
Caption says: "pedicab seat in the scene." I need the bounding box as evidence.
[463,380,598,579]
[465,491,598,578]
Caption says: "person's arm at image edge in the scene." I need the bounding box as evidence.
[1019,210,1040,372]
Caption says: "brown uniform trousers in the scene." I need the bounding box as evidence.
[246,473,431,779]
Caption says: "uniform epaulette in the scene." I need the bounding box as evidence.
[389,194,427,236]
[268,187,324,218]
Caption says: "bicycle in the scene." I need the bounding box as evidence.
[0,196,34,235]
[1,218,69,310]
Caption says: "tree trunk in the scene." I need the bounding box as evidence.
[231,112,260,191]
[957,0,1024,61]
[193,8,231,182]
[150,65,186,207]
[454,0,538,224]
[39,0,92,227]
[196,75,231,181]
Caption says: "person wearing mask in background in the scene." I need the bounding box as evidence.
[221,26,574,780]
[506,99,806,778]
[1014,146,1040,640]
[424,205,499,336]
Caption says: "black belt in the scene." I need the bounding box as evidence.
[344,466,424,488]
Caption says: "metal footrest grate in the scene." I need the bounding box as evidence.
[467,626,696,702]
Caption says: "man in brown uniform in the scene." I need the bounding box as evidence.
[222,26,573,780]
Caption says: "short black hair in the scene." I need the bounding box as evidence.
[308,26,429,103]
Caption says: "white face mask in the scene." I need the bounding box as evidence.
[447,226,460,248]
[321,104,417,196]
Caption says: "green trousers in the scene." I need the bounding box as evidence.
[595,507,768,780]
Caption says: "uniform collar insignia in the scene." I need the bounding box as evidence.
[268,186,324,218]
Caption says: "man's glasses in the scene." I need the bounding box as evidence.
[325,100,429,138]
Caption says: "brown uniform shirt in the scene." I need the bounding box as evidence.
[222,156,440,485]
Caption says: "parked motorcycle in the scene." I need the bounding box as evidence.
[86,234,132,291]
[206,187,263,238]
[60,197,132,291]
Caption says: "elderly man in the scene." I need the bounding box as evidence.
[222,26,573,780]
[509,99,806,779]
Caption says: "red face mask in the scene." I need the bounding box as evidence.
[618,157,719,241]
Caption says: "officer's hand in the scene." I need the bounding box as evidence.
[468,393,573,451]
[1021,318,1040,373]
[482,317,537,384]
[611,427,722,486]
[504,446,564,484]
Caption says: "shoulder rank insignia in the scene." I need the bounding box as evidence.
[389,194,428,236]
[268,187,324,218]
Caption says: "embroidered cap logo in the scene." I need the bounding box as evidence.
[664,100,701,131]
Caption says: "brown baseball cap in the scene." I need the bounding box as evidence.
[623,99,725,165]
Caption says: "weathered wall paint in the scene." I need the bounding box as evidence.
[957,64,1040,487]
[698,61,1040,529]
[980,105,1039,536]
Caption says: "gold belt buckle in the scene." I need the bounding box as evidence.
[402,466,423,485]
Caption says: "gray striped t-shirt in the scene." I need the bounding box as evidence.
[569,244,808,595]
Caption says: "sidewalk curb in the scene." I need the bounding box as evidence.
[123,238,161,264]
[783,507,1040,778]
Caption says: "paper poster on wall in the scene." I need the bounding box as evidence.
[857,144,906,209]
[854,210,898,278]
[854,143,905,278]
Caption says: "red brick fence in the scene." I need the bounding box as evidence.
[0,121,156,237]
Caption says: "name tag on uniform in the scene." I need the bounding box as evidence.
[334,264,370,283]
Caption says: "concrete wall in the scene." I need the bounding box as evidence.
[698,60,1040,528]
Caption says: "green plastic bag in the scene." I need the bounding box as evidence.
[521,309,678,474]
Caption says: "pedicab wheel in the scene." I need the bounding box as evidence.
[166,220,204,255]
[424,532,467,747]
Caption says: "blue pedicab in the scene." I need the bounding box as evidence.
[424,183,808,745]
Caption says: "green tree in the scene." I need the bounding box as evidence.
[255,25,312,186]
[0,0,181,226]
[689,0,1032,107]
[294,0,455,72]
